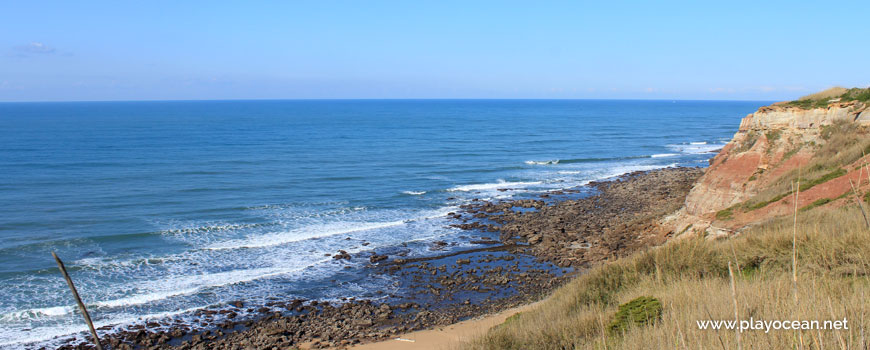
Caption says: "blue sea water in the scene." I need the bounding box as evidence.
[0,99,767,347]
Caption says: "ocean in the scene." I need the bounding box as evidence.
[0,99,767,347]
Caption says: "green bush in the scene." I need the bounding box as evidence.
[784,87,869,109]
[716,207,734,220]
[609,296,663,334]
[502,312,522,326]
[744,192,791,211]
[784,99,816,109]
[735,131,759,153]
[743,168,846,212]
[782,146,801,161]
[800,198,832,212]
[765,130,782,142]
[800,168,846,192]
[840,88,870,103]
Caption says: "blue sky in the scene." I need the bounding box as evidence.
[1,1,868,102]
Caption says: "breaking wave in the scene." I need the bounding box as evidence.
[525,159,559,165]
[448,180,543,192]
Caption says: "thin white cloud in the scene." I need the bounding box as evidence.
[709,87,736,94]
[13,42,57,55]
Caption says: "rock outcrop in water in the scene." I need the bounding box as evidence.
[670,97,870,238]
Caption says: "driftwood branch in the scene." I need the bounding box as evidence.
[52,252,104,350]
[849,179,870,229]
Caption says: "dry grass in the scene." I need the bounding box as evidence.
[741,121,870,211]
[461,206,870,350]
[784,87,869,109]
[798,87,848,101]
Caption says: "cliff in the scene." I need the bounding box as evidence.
[463,87,870,350]
[670,93,870,238]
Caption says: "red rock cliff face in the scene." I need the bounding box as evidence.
[669,101,868,238]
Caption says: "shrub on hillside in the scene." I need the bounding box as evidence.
[608,296,662,334]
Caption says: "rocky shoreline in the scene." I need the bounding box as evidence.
[52,167,701,350]
[457,166,703,268]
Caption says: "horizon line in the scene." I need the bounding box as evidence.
[0,97,778,104]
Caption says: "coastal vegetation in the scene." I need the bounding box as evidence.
[764,129,781,143]
[739,120,869,212]
[799,197,832,212]
[462,205,870,349]
[607,296,662,334]
[715,207,733,220]
[783,87,870,109]
[733,130,759,153]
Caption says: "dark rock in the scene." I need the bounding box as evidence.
[333,250,352,260]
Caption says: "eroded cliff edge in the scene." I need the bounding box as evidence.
[669,91,870,238]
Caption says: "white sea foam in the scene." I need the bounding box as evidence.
[204,221,406,251]
[204,207,454,251]
[668,142,725,154]
[555,162,678,187]
[163,222,260,235]
[448,180,542,192]
[1,261,330,324]
[595,163,678,180]
[0,225,416,348]
[101,263,329,307]
[402,191,426,195]
[0,206,464,348]
[0,306,71,321]
[651,153,679,158]
[0,265,320,347]
[524,159,559,165]
[0,305,205,348]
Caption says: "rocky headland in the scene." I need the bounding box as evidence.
[670,90,870,239]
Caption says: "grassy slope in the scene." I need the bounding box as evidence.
[463,206,870,349]
[736,120,870,214]
[462,109,870,349]
[782,87,870,109]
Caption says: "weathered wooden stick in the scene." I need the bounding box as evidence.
[728,262,742,350]
[52,252,104,350]
[849,179,870,229]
